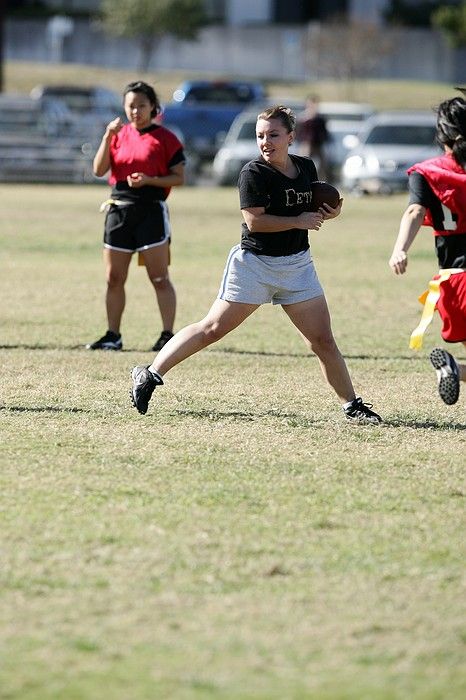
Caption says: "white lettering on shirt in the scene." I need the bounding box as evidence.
[285,188,312,206]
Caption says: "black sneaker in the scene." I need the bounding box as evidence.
[429,348,460,405]
[344,397,382,424]
[86,330,122,351]
[130,365,163,415]
[152,330,174,352]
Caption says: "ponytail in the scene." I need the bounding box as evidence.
[436,96,466,169]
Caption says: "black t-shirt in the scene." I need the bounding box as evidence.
[409,170,466,269]
[238,154,318,256]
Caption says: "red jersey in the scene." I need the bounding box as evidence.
[408,153,466,236]
[109,123,184,199]
[408,154,466,345]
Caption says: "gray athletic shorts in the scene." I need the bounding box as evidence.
[218,244,324,305]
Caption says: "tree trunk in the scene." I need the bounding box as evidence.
[138,34,161,72]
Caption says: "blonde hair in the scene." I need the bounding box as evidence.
[257,105,296,133]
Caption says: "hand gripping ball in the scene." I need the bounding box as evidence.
[310,181,341,211]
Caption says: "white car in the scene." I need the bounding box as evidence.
[318,101,374,124]
[212,101,374,186]
[341,111,441,194]
[305,102,375,183]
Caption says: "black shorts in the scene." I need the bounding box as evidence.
[104,201,171,253]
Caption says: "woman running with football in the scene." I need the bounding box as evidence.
[87,81,185,353]
[130,105,381,423]
[389,89,466,405]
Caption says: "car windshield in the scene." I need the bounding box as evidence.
[365,124,436,146]
[186,86,256,104]
[236,121,257,140]
[55,94,93,114]
[322,112,368,122]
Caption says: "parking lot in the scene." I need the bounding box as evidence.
[0,83,443,194]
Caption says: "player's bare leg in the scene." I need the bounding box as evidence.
[283,296,381,422]
[151,299,258,375]
[130,299,258,414]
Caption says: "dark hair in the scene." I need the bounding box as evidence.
[257,105,296,133]
[436,95,466,169]
[123,81,161,118]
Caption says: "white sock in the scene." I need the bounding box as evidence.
[148,367,163,383]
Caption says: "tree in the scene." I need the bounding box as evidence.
[100,0,206,71]
[308,21,394,94]
[432,2,466,48]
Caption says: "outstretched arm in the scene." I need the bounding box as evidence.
[389,203,426,275]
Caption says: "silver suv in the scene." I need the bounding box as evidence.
[341,111,441,194]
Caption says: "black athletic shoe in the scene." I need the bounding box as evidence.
[344,397,382,424]
[130,365,163,415]
[152,330,174,352]
[86,330,122,351]
[429,348,460,405]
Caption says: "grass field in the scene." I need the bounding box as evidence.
[4,60,454,111]
[0,183,465,699]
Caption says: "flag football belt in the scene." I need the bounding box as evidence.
[99,198,134,213]
[409,268,465,350]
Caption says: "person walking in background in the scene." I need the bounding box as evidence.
[130,105,382,424]
[87,80,185,352]
[389,90,466,405]
[296,95,330,182]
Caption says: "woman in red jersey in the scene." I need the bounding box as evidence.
[87,81,185,352]
[389,90,466,405]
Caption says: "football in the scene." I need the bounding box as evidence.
[310,181,341,211]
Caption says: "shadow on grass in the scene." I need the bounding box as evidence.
[0,343,86,351]
[210,346,425,361]
[383,417,466,431]
[173,407,324,427]
[1,404,464,430]
[0,343,151,353]
[1,405,87,414]
[175,408,465,430]
[0,343,437,363]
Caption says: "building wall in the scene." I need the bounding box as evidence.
[349,0,390,25]
[5,17,464,85]
[226,0,271,25]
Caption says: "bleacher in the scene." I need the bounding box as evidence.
[0,94,95,184]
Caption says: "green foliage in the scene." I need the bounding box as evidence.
[100,0,206,70]
[432,2,466,48]
[101,0,206,41]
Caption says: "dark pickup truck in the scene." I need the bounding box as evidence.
[160,80,266,168]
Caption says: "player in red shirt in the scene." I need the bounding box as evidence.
[87,81,185,352]
[389,90,466,405]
